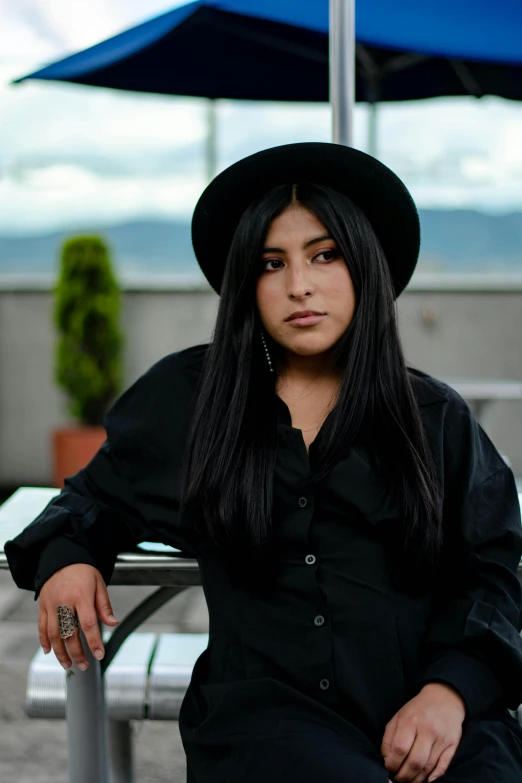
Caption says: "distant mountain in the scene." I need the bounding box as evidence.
[0,220,197,276]
[0,210,521,276]
[418,210,522,272]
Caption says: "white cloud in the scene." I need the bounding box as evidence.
[495,121,522,172]
[35,0,123,52]
[460,156,492,183]
[1,67,206,160]
[14,163,99,190]
[1,0,187,64]
[0,169,205,233]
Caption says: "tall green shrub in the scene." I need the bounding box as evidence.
[54,236,123,426]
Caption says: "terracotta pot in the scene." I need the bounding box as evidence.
[53,426,106,489]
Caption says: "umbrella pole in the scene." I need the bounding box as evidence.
[330,0,355,146]
[206,98,218,181]
[368,101,378,158]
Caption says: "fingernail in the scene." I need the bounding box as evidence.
[108,615,118,623]
[428,777,438,782]
[43,648,50,655]
[62,662,71,670]
[94,649,104,660]
[78,662,88,671]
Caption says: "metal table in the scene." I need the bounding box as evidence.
[2,486,522,782]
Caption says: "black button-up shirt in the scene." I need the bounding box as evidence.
[5,343,522,771]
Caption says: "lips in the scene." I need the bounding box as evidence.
[285,310,325,322]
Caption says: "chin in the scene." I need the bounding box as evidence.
[286,338,335,356]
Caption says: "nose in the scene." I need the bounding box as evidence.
[287,263,314,300]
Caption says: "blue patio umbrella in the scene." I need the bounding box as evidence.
[13,0,522,166]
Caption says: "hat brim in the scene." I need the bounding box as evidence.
[191,142,420,298]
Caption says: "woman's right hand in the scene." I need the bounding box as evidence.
[38,563,119,670]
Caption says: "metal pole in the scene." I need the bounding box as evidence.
[206,98,218,181]
[366,71,381,159]
[368,101,378,158]
[330,0,356,146]
[108,720,134,783]
[66,625,109,783]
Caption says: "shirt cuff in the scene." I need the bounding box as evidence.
[414,649,504,719]
[34,536,97,601]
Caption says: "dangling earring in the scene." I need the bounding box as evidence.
[260,330,275,373]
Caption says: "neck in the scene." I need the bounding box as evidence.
[278,348,339,385]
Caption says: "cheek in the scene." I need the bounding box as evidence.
[325,267,356,317]
[256,280,282,320]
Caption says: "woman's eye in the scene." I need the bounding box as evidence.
[263,258,284,271]
[315,249,340,262]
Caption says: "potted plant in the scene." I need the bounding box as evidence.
[52,235,124,488]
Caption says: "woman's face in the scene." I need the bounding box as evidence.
[255,204,356,364]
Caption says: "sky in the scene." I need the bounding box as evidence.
[2,0,522,235]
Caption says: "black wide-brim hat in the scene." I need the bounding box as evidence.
[191,142,420,298]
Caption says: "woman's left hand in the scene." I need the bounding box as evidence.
[381,682,466,782]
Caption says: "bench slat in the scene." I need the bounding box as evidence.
[147,633,209,720]
[26,632,157,719]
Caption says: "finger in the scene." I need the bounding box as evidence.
[76,603,105,661]
[383,720,417,775]
[63,623,89,671]
[381,714,398,758]
[38,607,51,654]
[426,743,458,782]
[411,738,447,783]
[394,734,433,782]
[94,579,119,626]
[47,614,72,670]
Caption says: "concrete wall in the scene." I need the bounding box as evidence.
[398,287,522,477]
[0,278,521,485]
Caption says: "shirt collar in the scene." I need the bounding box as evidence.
[408,368,450,407]
[275,370,448,430]
[276,394,293,426]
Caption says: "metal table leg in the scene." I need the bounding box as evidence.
[66,625,109,783]
[108,720,134,783]
[65,587,191,783]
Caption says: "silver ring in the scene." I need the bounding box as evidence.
[57,604,80,640]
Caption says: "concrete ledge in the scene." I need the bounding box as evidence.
[0,273,213,293]
[2,272,522,293]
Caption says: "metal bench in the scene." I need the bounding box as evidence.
[147,632,209,720]
[26,630,210,721]
[26,631,209,782]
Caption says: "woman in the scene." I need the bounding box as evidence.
[6,142,522,783]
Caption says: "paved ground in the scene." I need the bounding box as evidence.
[0,570,209,782]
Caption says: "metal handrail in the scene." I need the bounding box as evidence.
[0,551,201,586]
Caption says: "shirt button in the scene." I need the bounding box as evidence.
[313,615,325,626]
[298,496,308,508]
[305,554,316,565]
[320,678,330,690]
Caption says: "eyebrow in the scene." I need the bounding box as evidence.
[262,234,333,253]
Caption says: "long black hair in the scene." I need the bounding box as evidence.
[179,182,443,590]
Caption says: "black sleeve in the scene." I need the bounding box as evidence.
[4,345,207,599]
[413,392,522,719]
